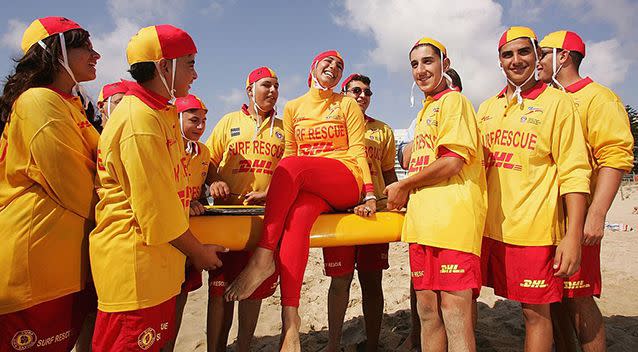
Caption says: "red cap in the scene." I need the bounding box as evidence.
[98,81,128,103]
[175,94,207,113]
[341,73,361,92]
[246,66,278,88]
[307,50,344,87]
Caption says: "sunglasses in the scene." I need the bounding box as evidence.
[347,87,373,97]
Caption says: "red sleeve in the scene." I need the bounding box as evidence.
[437,146,463,159]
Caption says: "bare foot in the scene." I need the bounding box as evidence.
[280,307,301,352]
[224,247,276,301]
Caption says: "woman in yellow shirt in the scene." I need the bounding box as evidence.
[0,17,101,351]
[225,50,375,350]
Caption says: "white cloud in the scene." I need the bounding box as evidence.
[218,88,245,109]
[335,0,507,104]
[580,39,630,87]
[1,19,28,52]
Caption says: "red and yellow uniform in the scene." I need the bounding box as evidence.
[477,81,591,303]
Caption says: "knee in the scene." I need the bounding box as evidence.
[522,304,551,326]
[416,294,441,323]
[329,275,354,294]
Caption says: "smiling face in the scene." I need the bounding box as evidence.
[499,38,538,86]
[66,39,100,82]
[344,80,371,113]
[165,53,198,98]
[410,44,449,95]
[181,108,206,141]
[312,56,343,89]
[249,77,279,112]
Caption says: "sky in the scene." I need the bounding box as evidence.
[1,0,637,141]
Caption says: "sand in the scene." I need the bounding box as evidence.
[175,188,638,351]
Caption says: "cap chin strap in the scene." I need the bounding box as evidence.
[179,111,198,156]
[551,48,566,91]
[105,96,112,122]
[311,62,338,91]
[38,33,90,109]
[410,82,417,107]
[250,83,277,138]
[155,58,177,102]
[410,51,452,107]
[500,37,539,105]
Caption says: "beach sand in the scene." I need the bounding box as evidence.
[175,189,638,351]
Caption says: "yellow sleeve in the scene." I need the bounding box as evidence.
[381,124,397,171]
[588,98,634,172]
[343,98,373,190]
[29,119,97,220]
[205,116,228,167]
[435,94,478,162]
[552,98,592,195]
[119,133,189,245]
[283,102,297,158]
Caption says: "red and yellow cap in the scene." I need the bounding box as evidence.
[411,37,447,56]
[498,26,537,50]
[97,81,128,103]
[21,17,83,54]
[126,24,197,65]
[308,50,344,87]
[341,73,361,92]
[175,94,207,113]
[246,66,277,88]
[539,30,586,57]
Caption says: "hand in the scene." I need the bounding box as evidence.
[243,191,267,205]
[354,199,377,217]
[554,234,581,277]
[583,208,605,246]
[209,181,230,200]
[384,181,410,210]
[189,199,206,216]
[191,244,227,271]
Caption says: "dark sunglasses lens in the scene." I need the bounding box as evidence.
[364,89,373,97]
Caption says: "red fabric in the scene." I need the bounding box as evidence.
[181,265,203,293]
[44,85,75,100]
[38,17,81,36]
[409,244,481,298]
[307,50,344,87]
[562,31,586,57]
[497,81,547,100]
[481,237,563,304]
[92,297,176,352]
[437,146,463,159]
[154,24,197,60]
[124,81,170,110]
[340,73,360,92]
[247,66,277,87]
[565,77,593,93]
[175,94,206,113]
[208,251,279,299]
[0,292,87,352]
[431,88,454,101]
[564,244,601,298]
[258,156,360,306]
[100,82,128,102]
[322,243,389,276]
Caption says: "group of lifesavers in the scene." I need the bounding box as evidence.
[0,15,633,352]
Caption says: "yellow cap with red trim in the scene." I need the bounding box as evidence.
[126,24,197,65]
[175,94,207,113]
[539,30,586,57]
[246,66,277,88]
[411,37,447,56]
[21,17,82,54]
[498,26,537,50]
[97,81,129,103]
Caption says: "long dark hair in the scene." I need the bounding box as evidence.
[0,28,90,134]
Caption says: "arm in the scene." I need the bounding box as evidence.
[204,118,230,199]
[400,142,413,170]
[283,103,298,157]
[554,192,586,277]
[584,168,624,245]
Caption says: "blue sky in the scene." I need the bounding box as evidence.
[1,0,637,141]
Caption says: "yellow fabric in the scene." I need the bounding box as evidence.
[569,81,634,189]
[186,141,211,202]
[90,95,190,312]
[477,85,591,246]
[506,26,537,43]
[539,30,568,49]
[283,88,373,192]
[126,26,162,65]
[21,20,49,54]
[413,37,447,56]
[204,109,284,205]
[0,88,99,314]
[401,91,487,256]
[364,118,396,198]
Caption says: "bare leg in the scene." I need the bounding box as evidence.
[522,303,553,352]
[207,295,235,352]
[415,290,446,352]
[326,273,354,352]
[565,296,606,352]
[236,299,263,352]
[551,302,579,352]
[224,247,276,301]
[74,311,96,352]
[399,283,420,351]
[359,270,384,352]
[439,290,476,352]
[280,306,301,352]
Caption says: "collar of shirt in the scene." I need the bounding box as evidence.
[44,85,76,100]
[364,114,376,123]
[241,104,274,119]
[497,80,547,101]
[307,86,335,101]
[124,81,170,110]
[565,77,593,93]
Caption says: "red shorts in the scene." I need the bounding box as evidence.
[92,297,176,352]
[481,237,563,304]
[322,243,389,277]
[0,292,87,352]
[409,243,481,297]
[563,244,601,298]
[181,265,203,293]
[208,251,278,300]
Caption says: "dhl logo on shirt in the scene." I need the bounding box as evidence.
[0,139,7,163]
[484,151,522,171]
[97,149,106,171]
[228,140,284,158]
[440,264,465,274]
[76,120,92,129]
[408,155,430,173]
[232,159,274,174]
[299,142,335,155]
[519,279,548,288]
[564,280,591,290]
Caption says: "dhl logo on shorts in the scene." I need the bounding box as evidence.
[232,159,274,174]
[411,271,424,278]
[299,142,335,155]
[485,151,522,171]
[11,330,36,351]
[564,280,591,290]
[520,279,548,288]
[440,264,465,274]
[137,327,157,350]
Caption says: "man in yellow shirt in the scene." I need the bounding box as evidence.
[477,27,591,352]
[89,25,225,352]
[538,30,633,352]
[323,73,397,352]
[204,67,283,352]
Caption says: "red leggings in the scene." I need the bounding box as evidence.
[258,156,360,307]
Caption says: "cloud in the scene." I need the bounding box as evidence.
[581,39,630,87]
[1,19,28,52]
[335,0,507,104]
[218,88,245,109]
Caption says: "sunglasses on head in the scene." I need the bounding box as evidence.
[347,87,373,97]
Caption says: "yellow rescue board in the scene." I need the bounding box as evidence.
[190,207,404,250]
